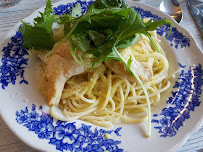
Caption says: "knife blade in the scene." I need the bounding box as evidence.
[190,0,203,13]
[188,1,203,38]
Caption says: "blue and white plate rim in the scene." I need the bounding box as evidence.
[0,0,203,152]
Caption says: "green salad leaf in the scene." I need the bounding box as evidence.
[19,0,54,50]
[92,0,128,9]
[64,2,172,66]
[19,21,54,50]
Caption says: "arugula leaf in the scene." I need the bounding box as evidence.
[48,12,95,55]
[71,34,91,52]
[70,3,82,17]
[114,7,145,44]
[146,32,161,53]
[55,3,82,24]
[91,15,125,29]
[89,30,105,47]
[144,19,172,38]
[19,21,54,50]
[116,34,139,49]
[114,7,172,52]
[19,0,54,50]
[127,56,132,70]
[68,5,172,60]
[64,0,172,66]
[69,43,90,67]
[92,0,128,9]
[34,0,53,31]
[55,14,72,24]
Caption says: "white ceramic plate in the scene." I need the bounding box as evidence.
[0,0,203,152]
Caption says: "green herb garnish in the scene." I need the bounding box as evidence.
[19,0,54,50]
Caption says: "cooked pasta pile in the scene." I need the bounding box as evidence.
[49,31,170,128]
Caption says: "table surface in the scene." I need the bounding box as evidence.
[0,0,202,152]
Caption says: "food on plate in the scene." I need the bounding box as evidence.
[19,0,173,137]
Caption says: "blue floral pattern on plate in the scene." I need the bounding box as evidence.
[0,32,29,89]
[152,64,203,137]
[53,0,93,15]
[16,105,123,152]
